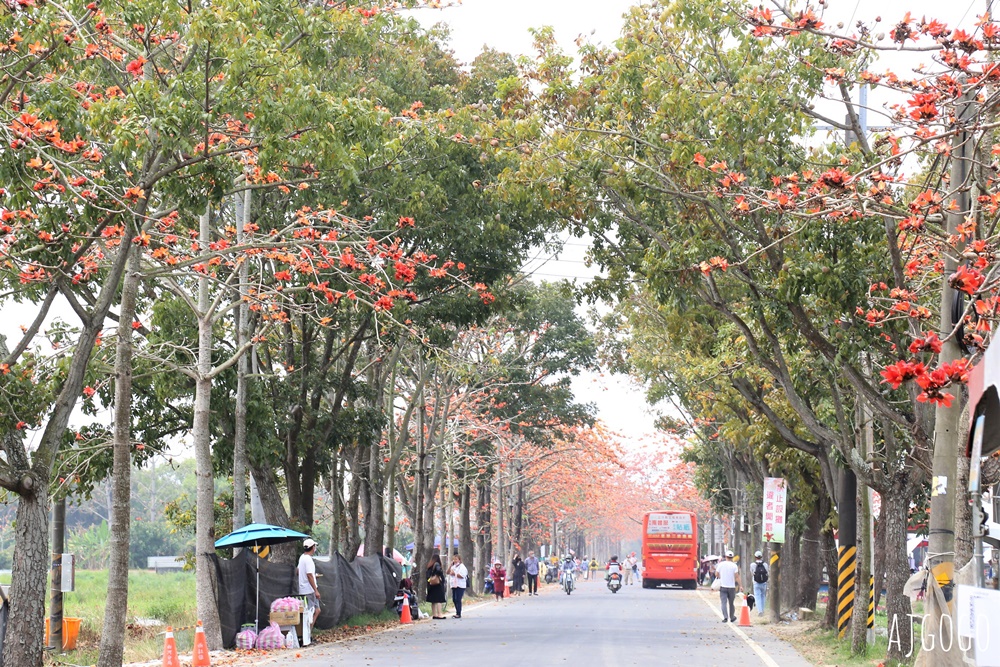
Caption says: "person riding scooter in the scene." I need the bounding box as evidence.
[560,555,577,594]
[606,555,624,592]
[606,555,623,580]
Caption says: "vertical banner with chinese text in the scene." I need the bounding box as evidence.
[762,477,787,543]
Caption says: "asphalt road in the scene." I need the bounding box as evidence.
[256,577,814,666]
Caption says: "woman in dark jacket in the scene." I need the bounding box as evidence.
[511,555,525,595]
[426,554,447,619]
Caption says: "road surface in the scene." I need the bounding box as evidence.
[256,577,813,666]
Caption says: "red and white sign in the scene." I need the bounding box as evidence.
[762,477,787,544]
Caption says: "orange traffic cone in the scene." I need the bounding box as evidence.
[161,627,181,667]
[504,582,510,597]
[192,621,211,666]
[400,594,412,624]
[738,603,752,627]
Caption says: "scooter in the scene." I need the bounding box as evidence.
[562,569,575,595]
[544,566,558,584]
[607,571,622,593]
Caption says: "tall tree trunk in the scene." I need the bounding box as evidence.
[475,481,491,593]
[796,501,822,610]
[766,543,781,622]
[194,209,223,648]
[822,527,839,630]
[232,189,251,534]
[883,486,914,663]
[385,469,396,555]
[329,456,342,556]
[782,524,800,611]
[872,494,887,611]
[97,248,141,667]
[4,487,49,667]
[363,452,385,559]
[460,484,474,589]
[514,477,524,552]
[1,227,132,667]
[346,460,363,560]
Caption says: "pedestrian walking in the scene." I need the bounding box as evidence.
[448,554,468,618]
[588,557,599,581]
[511,555,525,595]
[525,550,540,595]
[623,553,635,585]
[297,538,322,626]
[752,550,769,616]
[490,560,507,601]
[715,550,741,622]
[426,554,447,619]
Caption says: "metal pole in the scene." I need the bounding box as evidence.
[49,495,65,651]
[969,415,986,588]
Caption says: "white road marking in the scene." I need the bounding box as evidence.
[696,589,782,667]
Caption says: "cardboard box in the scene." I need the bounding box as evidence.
[269,610,301,627]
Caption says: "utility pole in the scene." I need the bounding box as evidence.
[928,90,977,602]
[838,468,858,639]
[49,495,65,651]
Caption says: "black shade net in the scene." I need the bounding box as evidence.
[211,550,401,649]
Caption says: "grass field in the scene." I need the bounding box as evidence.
[0,569,402,665]
[767,601,922,667]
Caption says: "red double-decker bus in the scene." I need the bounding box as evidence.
[641,510,698,589]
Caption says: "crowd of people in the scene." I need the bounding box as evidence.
[391,548,641,620]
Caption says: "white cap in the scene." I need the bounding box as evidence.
[303,538,317,549]
[755,550,763,558]
[725,549,734,557]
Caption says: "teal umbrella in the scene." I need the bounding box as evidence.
[215,523,309,549]
[215,523,311,631]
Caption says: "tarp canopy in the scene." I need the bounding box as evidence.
[212,550,401,648]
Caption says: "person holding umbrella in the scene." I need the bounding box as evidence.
[298,539,322,626]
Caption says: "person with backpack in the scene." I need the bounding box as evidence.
[752,550,769,616]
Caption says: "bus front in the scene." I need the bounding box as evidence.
[641,511,698,590]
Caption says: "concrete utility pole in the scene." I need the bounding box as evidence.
[49,495,65,650]
[838,469,857,639]
[928,91,977,602]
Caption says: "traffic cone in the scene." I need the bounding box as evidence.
[738,603,752,627]
[192,621,211,666]
[161,627,181,667]
[504,582,510,597]
[400,594,412,624]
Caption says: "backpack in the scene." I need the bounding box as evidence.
[753,562,769,584]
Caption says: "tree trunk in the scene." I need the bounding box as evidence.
[872,495,887,611]
[767,542,781,622]
[97,248,141,667]
[796,502,821,610]
[955,454,973,568]
[822,527,839,630]
[346,461,363,560]
[883,486,914,663]
[782,524,800,611]
[5,486,49,667]
[193,207,223,649]
[475,481,491,593]
[363,454,385,559]
[232,189,251,534]
[1,229,132,667]
[460,484,474,589]
[385,469,396,555]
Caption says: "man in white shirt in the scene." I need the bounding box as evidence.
[624,553,637,585]
[447,554,469,618]
[298,538,321,625]
[715,549,741,623]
